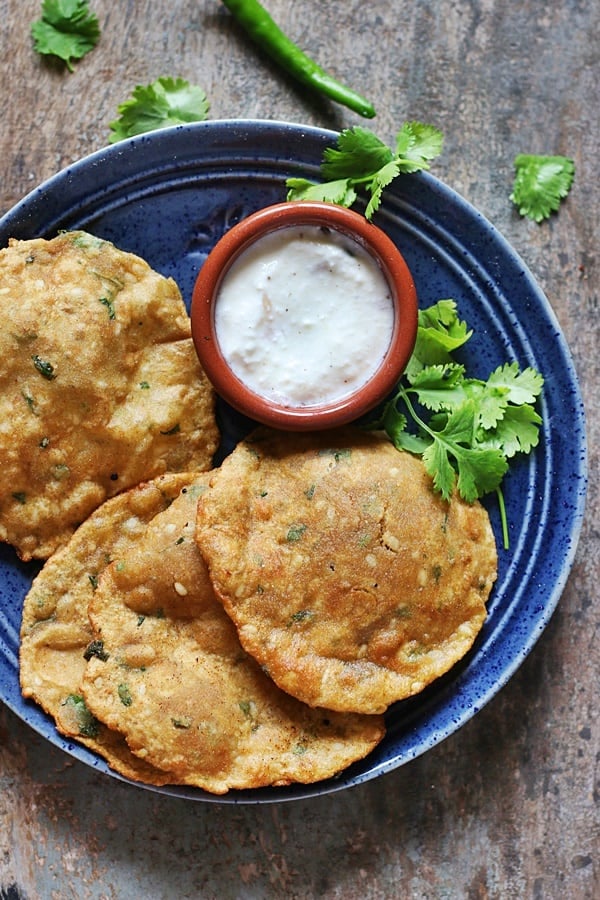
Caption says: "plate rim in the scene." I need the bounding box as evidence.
[0,119,588,803]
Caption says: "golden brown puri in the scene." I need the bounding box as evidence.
[82,477,385,794]
[0,231,219,561]
[195,428,498,715]
[20,473,190,785]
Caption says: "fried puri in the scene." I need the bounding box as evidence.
[195,428,498,715]
[81,477,384,793]
[20,473,190,785]
[0,231,218,560]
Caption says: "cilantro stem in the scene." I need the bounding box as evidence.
[496,486,510,550]
[392,387,512,547]
[397,387,440,445]
[364,299,542,553]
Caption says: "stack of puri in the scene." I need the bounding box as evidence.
[6,231,497,794]
[20,429,497,794]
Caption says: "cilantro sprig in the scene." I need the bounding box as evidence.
[510,154,575,222]
[286,126,544,546]
[31,0,100,72]
[109,77,210,143]
[367,300,544,548]
[286,122,443,219]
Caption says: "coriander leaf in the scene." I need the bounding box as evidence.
[405,300,472,379]
[480,403,543,458]
[62,694,99,738]
[462,379,509,430]
[118,683,133,707]
[510,154,575,222]
[407,363,467,411]
[381,404,408,445]
[31,0,100,72]
[418,299,466,333]
[434,399,478,446]
[321,127,393,179]
[421,402,508,502]
[453,445,509,502]
[286,523,307,542]
[422,434,457,499]
[285,121,443,221]
[363,300,543,546]
[394,121,445,171]
[109,77,210,143]
[368,395,427,454]
[365,160,401,219]
[486,362,544,405]
[394,431,432,455]
[286,177,357,207]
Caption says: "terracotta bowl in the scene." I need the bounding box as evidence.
[190,201,418,431]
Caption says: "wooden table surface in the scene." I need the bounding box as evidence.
[1,2,598,897]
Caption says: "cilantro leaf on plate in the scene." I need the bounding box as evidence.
[480,403,543,458]
[394,121,445,171]
[31,0,100,71]
[365,301,544,547]
[285,120,545,547]
[405,299,472,379]
[407,396,509,503]
[286,121,444,220]
[486,362,544,406]
[109,77,210,143]
[284,178,357,208]
[321,128,393,179]
[406,363,468,412]
[510,154,575,222]
[364,160,401,219]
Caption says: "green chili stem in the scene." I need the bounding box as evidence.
[221,0,376,118]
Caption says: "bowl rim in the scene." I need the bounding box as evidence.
[190,200,418,430]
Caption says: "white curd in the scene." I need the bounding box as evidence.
[214,225,394,407]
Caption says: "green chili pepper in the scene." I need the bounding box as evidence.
[220,0,376,118]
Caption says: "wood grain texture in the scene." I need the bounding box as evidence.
[1,1,598,897]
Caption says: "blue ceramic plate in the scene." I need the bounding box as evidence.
[0,121,587,803]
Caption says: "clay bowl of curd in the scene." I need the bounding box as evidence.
[190,201,418,431]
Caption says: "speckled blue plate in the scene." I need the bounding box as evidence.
[0,120,587,804]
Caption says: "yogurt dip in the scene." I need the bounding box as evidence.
[214,225,395,407]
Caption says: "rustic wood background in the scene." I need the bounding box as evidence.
[1,1,598,897]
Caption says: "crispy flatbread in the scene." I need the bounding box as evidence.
[82,478,385,793]
[20,474,190,785]
[0,231,218,560]
[195,428,498,715]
